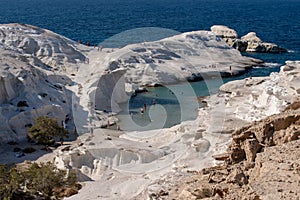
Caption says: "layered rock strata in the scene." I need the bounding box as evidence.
[168,101,300,200]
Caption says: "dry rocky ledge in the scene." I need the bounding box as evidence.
[165,101,300,200]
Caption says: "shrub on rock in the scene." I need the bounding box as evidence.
[28,116,69,145]
[0,162,80,199]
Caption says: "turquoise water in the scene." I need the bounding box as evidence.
[118,83,202,130]
[117,64,280,130]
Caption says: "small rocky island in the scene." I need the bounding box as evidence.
[211,25,287,53]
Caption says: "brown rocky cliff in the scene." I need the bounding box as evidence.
[167,100,300,200]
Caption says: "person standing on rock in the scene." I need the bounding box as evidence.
[130,112,133,119]
[74,126,78,136]
[74,103,78,111]
[62,120,66,129]
[229,65,233,76]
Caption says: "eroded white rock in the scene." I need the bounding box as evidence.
[210,25,238,38]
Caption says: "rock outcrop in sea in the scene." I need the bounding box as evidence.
[211,25,287,53]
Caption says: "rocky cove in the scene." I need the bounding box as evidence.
[0,23,299,199]
[55,60,300,200]
[0,23,266,141]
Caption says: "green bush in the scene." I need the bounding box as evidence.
[0,164,24,200]
[28,116,69,145]
[0,162,80,199]
[24,162,69,197]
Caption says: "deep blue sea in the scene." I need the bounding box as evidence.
[1,0,299,129]
[0,0,299,60]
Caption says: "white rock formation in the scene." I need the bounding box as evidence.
[0,71,22,104]
[0,23,89,142]
[210,25,238,38]
[0,48,73,142]
[0,23,86,73]
[241,32,262,42]
[67,29,263,133]
[0,24,264,142]
[210,25,287,53]
[219,60,300,122]
[240,32,281,53]
[102,30,261,86]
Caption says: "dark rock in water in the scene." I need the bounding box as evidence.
[24,123,32,128]
[17,101,29,107]
[152,83,163,87]
[135,87,148,93]
[187,73,203,82]
[131,92,137,97]
[229,39,248,52]
[14,152,25,157]
[13,147,22,152]
[7,141,18,145]
[22,147,36,153]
